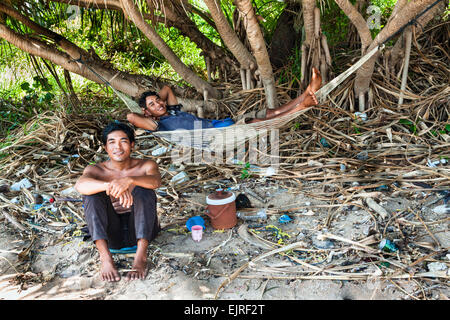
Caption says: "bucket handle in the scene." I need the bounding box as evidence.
[205,203,231,220]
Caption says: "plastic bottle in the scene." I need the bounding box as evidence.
[237,209,267,221]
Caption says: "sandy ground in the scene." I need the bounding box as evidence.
[0,181,448,301]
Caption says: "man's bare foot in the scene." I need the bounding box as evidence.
[292,68,323,107]
[303,89,318,107]
[126,256,147,281]
[306,67,322,93]
[100,256,120,282]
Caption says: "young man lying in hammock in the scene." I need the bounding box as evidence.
[127,68,322,132]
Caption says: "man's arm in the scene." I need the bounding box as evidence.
[74,165,109,195]
[127,113,159,131]
[158,85,178,105]
[106,160,161,199]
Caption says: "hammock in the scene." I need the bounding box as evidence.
[79,0,441,153]
[115,45,381,153]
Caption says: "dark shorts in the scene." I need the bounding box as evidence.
[82,187,160,249]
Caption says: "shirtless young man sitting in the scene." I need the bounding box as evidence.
[127,68,322,131]
[75,121,161,282]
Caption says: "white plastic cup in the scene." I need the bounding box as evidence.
[191,225,203,242]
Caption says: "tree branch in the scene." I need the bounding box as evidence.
[334,0,372,52]
[119,0,220,98]
[203,0,256,70]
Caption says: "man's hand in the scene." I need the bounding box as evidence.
[142,107,151,117]
[118,189,133,209]
[106,177,133,199]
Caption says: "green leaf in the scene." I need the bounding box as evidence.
[20,82,30,91]
[399,119,413,125]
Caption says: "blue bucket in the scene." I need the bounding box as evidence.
[186,216,205,231]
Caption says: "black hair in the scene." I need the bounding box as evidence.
[102,121,135,145]
[138,90,159,109]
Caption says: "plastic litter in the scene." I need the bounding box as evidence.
[427,158,447,167]
[171,171,189,184]
[191,225,203,242]
[320,138,331,148]
[152,146,169,156]
[356,151,368,161]
[62,154,80,164]
[427,262,448,272]
[432,204,449,214]
[186,216,205,231]
[60,186,78,196]
[237,209,267,221]
[379,239,398,252]
[10,178,33,191]
[375,185,389,191]
[354,112,368,121]
[278,214,292,224]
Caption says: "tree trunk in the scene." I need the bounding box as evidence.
[334,0,372,53]
[354,0,442,100]
[203,0,256,72]
[150,0,234,79]
[119,0,220,99]
[300,1,332,90]
[387,0,444,73]
[234,0,278,109]
[269,1,302,69]
[302,0,315,47]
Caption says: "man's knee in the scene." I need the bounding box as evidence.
[83,192,108,204]
[132,186,156,200]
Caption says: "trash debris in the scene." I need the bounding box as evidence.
[10,178,33,191]
[62,154,80,164]
[171,171,189,184]
[235,193,252,210]
[426,158,447,167]
[378,239,398,252]
[375,185,389,191]
[191,225,203,242]
[237,209,267,221]
[60,186,78,196]
[243,164,277,177]
[432,204,449,214]
[243,187,266,203]
[356,151,368,161]
[427,262,448,272]
[206,190,237,229]
[312,235,334,249]
[151,146,169,156]
[354,112,368,121]
[186,216,205,231]
[320,138,331,148]
[278,214,292,224]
